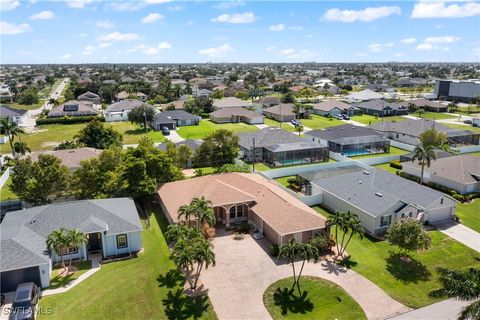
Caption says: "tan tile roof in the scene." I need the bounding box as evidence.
[157,173,326,235]
[25,147,101,169]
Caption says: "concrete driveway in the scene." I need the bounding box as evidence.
[387,298,471,320]
[167,130,185,143]
[200,231,410,320]
[434,222,480,253]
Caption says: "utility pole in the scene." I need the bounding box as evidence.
[143,107,147,133]
[252,137,255,172]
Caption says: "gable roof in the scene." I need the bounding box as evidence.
[0,104,28,117]
[353,99,407,111]
[153,110,200,124]
[238,127,304,149]
[347,89,384,101]
[312,100,354,112]
[263,103,295,116]
[48,100,98,117]
[24,147,101,169]
[213,97,249,109]
[306,124,388,145]
[0,198,142,272]
[157,173,326,235]
[106,99,147,112]
[369,119,475,138]
[210,107,263,118]
[78,91,100,99]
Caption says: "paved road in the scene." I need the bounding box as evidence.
[434,221,480,253]
[28,78,70,117]
[387,298,471,320]
[201,232,410,320]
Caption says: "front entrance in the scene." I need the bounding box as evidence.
[87,232,102,252]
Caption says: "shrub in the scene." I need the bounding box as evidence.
[36,115,105,125]
[310,233,330,252]
[270,244,280,257]
[389,160,402,170]
[452,193,465,202]
[237,223,252,234]
[215,163,250,173]
[399,171,421,183]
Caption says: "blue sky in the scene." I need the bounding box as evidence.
[1,0,479,63]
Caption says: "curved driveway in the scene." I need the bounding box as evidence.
[200,232,411,320]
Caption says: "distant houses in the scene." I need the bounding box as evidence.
[78,91,101,104]
[115,91,148,102]
[209,107,264,125]
[353,99,408,116]
[311,100,358,117]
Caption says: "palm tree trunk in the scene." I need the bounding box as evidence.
[193,262,203,291]
[420,163,425,185]
[290,259,297,292]
[339,232,355,258]
[334,226,340,260]
[296,259,306,295]
[337,230,348,259]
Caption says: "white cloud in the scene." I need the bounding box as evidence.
[278,48,316,60]
[95,20,113,29]
[0,21,31,35]
[213,1,245,10]
[67,0,93,9]
[142,13,164,24]
[424,36,460,44]
[368,43,383,52]
[98,42,112,48]
[128,42,172,55]
[82,45,96,55]
[269,24,285,31]
[411,1,480,19]
[394,52,404,57]
[385,43,394,47]
[323,6,401,22]
[60,54,72,60]
[30,10,54,20]
[435,24,443,30]
[144,0,171,3]
[168,5,184,11]
[78,33,87,38]
[400,37,417,44]
[107,2,145,11]
[198,43,234,57]
[212,12,256,24]
[97,32,139,42]
[266,46,276,52]
[416,43,434,50]
[1,0,20,11]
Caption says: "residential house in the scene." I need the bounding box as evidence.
[77,91,101,104]
[397,77,428,87]
[24,147,101,171]
[0,198,143,292]
[370,119,480,146]
[262,103,300,122]
[158,173,326,245]
[311,100,358,116]
[402,155,480,194]
[354,99,408,116]
[238,128,329,167]
[408,99,448,113]
[434,80,480,103]
[116,91,148,102]
[213,97,250,109]
[104,99,149,122]
[160,100,185,111]
[0,105,29,125]
[346,89,384,101]
[209,107,264,125]
[157,139,201,167]
[306,125,390,156]
[193,88,212,98]
[151,110,200,130]
[48,100,99,118]
[253,96,281,108]
[300,166,456,234]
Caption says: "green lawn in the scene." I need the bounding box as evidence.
[466,151,480,157]
[0,122,165,153]
[177,120,258,140]
[443,123,480,133]
[0,177,18,201]
[456,200,480,233]
[263,277,366,320]
[300,115,344,130]
[6,79,64,111]
[49,260,92,290]
[415,112,457,120]
[275,175,296,187]
[264,118,296,132]
[372,163,400,175]
[351,115,406,125]
[313,206,480,308]
[348,147,410,159]
[249,162,271,172]
[38,203,217,319]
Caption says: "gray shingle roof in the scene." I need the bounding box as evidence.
[369,119,475,138]
[153,110,199,124]
[311,169,448,217]
[106,99,147,112]
[0,105,28,117]
[353,99,407,112]
[238,127,305,149]
[157,139,201,152]
[0,198,142,272]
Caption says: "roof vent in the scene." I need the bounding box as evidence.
[363,170,370,175]
[375,192,383,197]
[358,180,362,184]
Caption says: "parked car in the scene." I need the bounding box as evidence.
[291,119,300,126]
[463,120,472,124]
[9,282,39,320]
[334,114,343,120]
[342,114,350,120]
[161,127,170,135]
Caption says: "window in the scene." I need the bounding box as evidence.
[116,234,128,249]
[380,215,391,227]
[229,206,236,219]
[440,198,444,204]
[237,205,244,217]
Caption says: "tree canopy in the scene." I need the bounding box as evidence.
[127,105,155,129]
[386,218,431,255]
[193,129,239,167]
[75,119,123,149]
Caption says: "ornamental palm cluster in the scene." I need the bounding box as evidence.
[46,228,86,272]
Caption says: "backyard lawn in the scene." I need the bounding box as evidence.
[466,151,480,157]
[415,112,457,120]
[263,277,366,320]
[300,115,344,130]
[6,79,63,110]
[264,118,296,132]
[0,122,165,153]
[443,123,480,133]
[249,162,271,172]
[38,203,217,320]
[313,206,480,308]
[372,163,400,175]
[49,260,92,290]
[0,177,18,201]
[456,200,480,233]
[177,120,258,139]
[348,146,410,159]
[350,115,406,125]
[275,175,296,187]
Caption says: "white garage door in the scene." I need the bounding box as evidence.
[428,206,453,223]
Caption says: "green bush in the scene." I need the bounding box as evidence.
[215,163,250,173]
[237,223,252,234]
[310,233,330,252]
[399,171,421,183]
[452,193,465,202]
[389,160,402,170]
[270,244,279,257]
[36,115,105,125]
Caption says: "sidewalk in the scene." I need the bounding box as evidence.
[387,298,470,320]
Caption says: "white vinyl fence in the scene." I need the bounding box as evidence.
[0,167,11,189]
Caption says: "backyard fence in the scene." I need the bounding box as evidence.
[389,140,415,152]
[357,154,402,166]
[0,167,11,189]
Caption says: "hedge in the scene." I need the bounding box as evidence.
[389,160,402,170]
[36,115,105,125]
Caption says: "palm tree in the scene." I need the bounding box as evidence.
[178,204,196,226]
[0,117,19,157]
[337,213,364,258]
[192,237,216,291]
[66,229,86,271]
[327,210,364,260]
[295,242,319,294]
[191,196,216,229]
[412,143,436,184]
[295,125,304,136]
[171,237,196,289]
[13,141,31,157]
[278,239,300,292]
[48,98,59,106]
[46,229,68,271]
[430,267,480,320]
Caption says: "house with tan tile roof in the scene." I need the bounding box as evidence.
[24,147,101,170]
[157,173,326,245]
